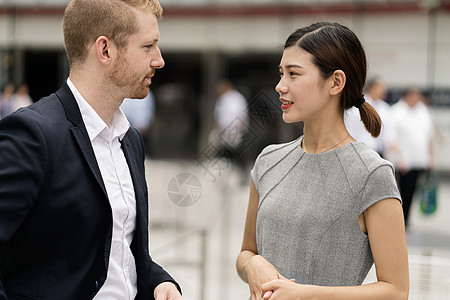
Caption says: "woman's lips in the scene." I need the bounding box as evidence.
[280,99,294,110]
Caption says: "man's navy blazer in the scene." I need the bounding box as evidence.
[0,82,178,299]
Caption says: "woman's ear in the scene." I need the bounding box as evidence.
[329,70,346,96]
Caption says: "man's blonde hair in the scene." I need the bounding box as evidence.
[63,0,162,68]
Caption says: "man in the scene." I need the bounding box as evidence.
[121,91,155,138]
[345,77,397,157]
[211,79,249,177]
[10,83,34,113]
[0,0,182,299]
[0,83,15,119]
[121,91,156,155]
[390,87,435,225]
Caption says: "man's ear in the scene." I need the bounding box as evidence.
[329,70,346,96]
[94,35,112,66]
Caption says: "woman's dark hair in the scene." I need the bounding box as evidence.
[284,22,381,137]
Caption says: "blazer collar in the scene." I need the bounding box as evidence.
[54,81,140,203]
[55,80,83,126]
[55,81,107,196]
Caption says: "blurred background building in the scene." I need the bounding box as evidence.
[1,0,450,162]
[1,1,450,299]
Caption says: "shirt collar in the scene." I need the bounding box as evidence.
[66,78,130,142]
[111,108,131,141]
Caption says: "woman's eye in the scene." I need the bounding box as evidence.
[278,71,283,77]
[289,72,297,76]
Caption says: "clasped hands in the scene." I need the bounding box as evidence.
[244,255,310,300]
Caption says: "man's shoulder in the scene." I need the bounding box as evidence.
[124,126,141,142]
[19,94,66,122]
[0,91,71,139]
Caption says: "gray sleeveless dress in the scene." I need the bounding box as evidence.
[251,136,401,286]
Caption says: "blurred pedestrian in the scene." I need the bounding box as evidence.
[213,79,249,151]
[345,77,398,157]
[11,83,33,112]
[0,83,15,119]
[0,0,182,299]
[211,79,249,178]
[121,91,156,155]
[121,91,155,136]
[236,22,408,300]
[391,87,435,226]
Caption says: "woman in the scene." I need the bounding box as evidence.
[236,22,409,300]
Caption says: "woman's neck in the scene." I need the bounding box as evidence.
[301,117,354,154]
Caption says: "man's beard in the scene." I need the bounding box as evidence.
[108,55,150,100]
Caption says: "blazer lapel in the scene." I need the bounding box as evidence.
[120,134,145,203]
[71,127,107,196]
[55,81,107,197]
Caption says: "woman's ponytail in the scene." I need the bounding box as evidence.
[357,99,381,138]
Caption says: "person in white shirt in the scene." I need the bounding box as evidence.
[121,91,155,137]
[11,83,34,113]
[213,79,249,150]
[345,77,397,157]
[121,91,156,155]
[211,79,249,178]
[390,87,435,225]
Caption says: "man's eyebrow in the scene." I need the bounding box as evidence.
[145,37,159,43]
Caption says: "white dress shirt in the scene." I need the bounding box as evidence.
[213,89,249,147]
[67,78,138,300]
[391,99,434,169]
[345,95,397,154]
[121,91,155,133]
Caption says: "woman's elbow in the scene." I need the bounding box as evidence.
[394,282,409,300]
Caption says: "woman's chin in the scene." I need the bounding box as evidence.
[282,113,300,124]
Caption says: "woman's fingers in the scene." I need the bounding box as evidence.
[252,289,263,300]
[278,274,295,282]
[262,279,282,292]
[262,290,273,300]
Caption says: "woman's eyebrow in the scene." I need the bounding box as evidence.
[279,64,304,69]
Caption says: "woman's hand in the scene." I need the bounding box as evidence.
[244,255,287,300]
[262,279,312,300]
